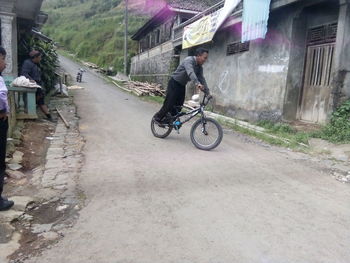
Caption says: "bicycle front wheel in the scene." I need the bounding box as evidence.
[190,117,223,150]
[151,118,173,138]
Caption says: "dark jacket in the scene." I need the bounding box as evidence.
[172,56,209,93]
[21,59,42,85]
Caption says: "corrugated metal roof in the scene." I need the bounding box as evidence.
[167,0,222,12]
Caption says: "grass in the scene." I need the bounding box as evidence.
[256,120,311,145]
[217,118,309,150]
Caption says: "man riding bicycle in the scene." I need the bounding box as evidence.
[153,47,210,124]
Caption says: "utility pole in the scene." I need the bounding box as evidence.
[124,0,128,75]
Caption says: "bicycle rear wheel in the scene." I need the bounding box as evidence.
[190,117,223,150]
[151,118,173,138]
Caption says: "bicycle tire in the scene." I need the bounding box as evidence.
[151,118,173,138]
[190,117,223,150]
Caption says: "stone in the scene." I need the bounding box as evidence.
[12,129,22,140]
[45,159,64,170]
[11,196,35,211]
[39,231,59,241]
[7,163,22,171]
[9,151,24,164]
[6,141,15,156]
[0,223,14,243]
[16,121,25,129]
[20,214,34,222]
[49,197,60,203]
[13,139,21,146]
[0,210,23,223]
[56,205,68,212]
[6,170,26,180]
[31,224,53,234]
[52,224,66,231]
[53,185,67,190]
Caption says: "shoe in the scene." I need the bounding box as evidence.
[0,196,8,201]
[0,199,14,211]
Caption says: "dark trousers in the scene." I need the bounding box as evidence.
[36,88,45,106]
[0,119,8,198]
[155,78,186,120]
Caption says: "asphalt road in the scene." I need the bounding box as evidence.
[27,56,350,263]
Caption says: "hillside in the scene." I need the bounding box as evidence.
[42,0,150,72]
[42,0,221,73]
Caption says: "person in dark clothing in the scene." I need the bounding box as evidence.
[153,47,209,123]
[0,47,14,211]
[21,50,52,120]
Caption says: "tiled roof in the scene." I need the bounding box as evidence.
[167,0,222,12]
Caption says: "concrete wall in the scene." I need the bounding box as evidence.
[333,1,350,105]
[0,14,18,77]
[193,9,296,122]
[178,0,347,123]
[130,41,176,88]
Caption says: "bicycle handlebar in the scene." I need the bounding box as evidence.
[201,92,213,106]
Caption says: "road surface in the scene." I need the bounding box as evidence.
[27,56,350,263]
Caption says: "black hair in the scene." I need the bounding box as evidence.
[29,50,42,59]
[0,46,7,56]
[195,47,209,56]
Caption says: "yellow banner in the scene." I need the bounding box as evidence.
[182,0,241,49]
[182,10,220,49]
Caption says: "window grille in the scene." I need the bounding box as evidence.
[227,41,250,55]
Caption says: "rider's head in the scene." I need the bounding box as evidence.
[195,48,209,66]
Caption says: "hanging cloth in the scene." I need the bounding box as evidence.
[242,0,272,42]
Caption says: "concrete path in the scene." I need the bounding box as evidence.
[26,56,350,263]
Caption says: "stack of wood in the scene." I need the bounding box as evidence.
[83,62,99,69]
[124,81,165,97]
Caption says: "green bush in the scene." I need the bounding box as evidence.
[314,100,350,143]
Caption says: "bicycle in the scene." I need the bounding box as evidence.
[76,68,85,83]
[151,93,223,151]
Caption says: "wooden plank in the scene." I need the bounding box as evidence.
[56,107,70,129]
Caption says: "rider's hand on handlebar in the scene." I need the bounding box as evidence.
[196,84,205,92]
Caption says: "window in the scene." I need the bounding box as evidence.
[227,41,250,55]
[307,23,337,45]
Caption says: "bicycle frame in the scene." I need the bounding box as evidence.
[170,94,211,127]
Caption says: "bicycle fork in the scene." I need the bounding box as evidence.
[200,114,208,135]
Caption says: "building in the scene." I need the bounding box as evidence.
[132,0,350,124]
[130,0,222,87]
[0,0,48,77]
[0,0,48,134]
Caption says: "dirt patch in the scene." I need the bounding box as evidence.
[290,121,321,132]
[3,93,85,262]
[4,120,55,198]
[18,120,56,171]
[8,200,79,263]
